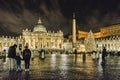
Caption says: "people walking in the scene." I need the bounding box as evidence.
[96,51,100,60]
[92,51,96,60]
[8,44,17,71]
[23,46,31,71]
[74,49,78,58]
[102,47,107,64]
[40,49,45,60]
[74,49,77,55]
[2,49,6,62]
[82,52,86,62]
[74,49,77,63]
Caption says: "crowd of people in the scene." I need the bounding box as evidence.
[1,44,47,72]
[1,44,116,72]
[73,47,108,65]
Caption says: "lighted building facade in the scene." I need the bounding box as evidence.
[0,19,64,52]
[78,24,120,52]
[22,19,63,50]
[0,36,23,52]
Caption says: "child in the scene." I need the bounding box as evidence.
[15,53,22,71]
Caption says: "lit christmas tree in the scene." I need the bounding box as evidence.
[84,30,96,52]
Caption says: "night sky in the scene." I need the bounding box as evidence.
[0,0,120,36]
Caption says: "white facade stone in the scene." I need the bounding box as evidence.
[0,19,64,52]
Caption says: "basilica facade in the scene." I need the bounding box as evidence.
[0,19,64,52]
[22,19,63,50]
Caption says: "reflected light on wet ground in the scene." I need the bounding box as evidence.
[1,53,120,80]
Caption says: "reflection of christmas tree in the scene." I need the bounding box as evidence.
[84,30,96,52]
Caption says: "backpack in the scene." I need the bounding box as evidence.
[24,49,30,56]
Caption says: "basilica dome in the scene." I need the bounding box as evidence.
[33,19,47,32]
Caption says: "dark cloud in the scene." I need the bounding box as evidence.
[0,0,120,36]
[0,0,69,36]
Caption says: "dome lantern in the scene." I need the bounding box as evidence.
[33,18,47,32]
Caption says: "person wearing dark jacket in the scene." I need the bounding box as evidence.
[8,44,17,71]
[74,49,77,63]
[23,46,31,71]
[102,47,107,63]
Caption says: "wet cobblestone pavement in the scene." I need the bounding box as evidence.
[0,54,120,80]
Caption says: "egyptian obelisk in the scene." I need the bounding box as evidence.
[72,13,76,49]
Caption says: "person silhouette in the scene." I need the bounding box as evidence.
[101,47,107,64]
[8,44,17,71]
[23,46,31,71]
